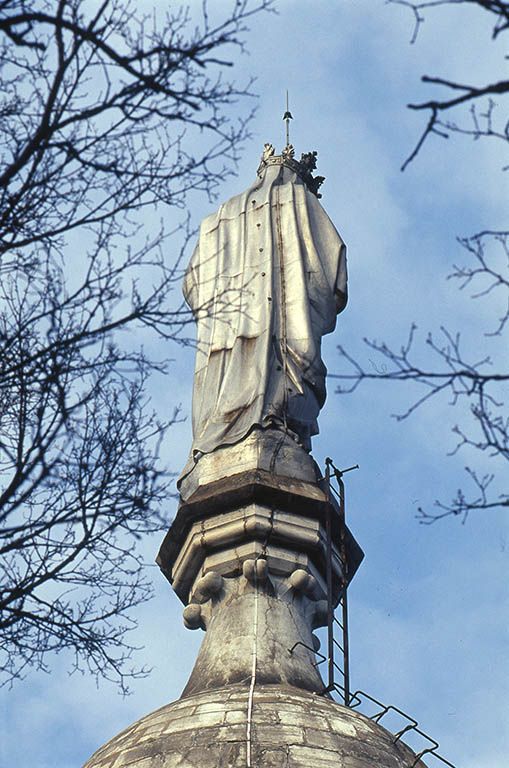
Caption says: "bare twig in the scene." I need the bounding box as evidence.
[389,0,509,168]
[0,0,271,689]
[334,231,509,522]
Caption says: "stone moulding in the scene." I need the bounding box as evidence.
[157,468,363,606]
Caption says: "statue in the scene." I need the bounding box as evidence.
[179,144,347,483]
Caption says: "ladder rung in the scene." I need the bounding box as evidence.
[332,662,345,677]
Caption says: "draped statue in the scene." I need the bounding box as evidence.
[180,144,347,482]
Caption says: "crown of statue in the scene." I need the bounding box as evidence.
[256,143,326,198]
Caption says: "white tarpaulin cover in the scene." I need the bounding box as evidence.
[182,161,347,467]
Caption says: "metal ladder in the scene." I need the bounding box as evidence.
[320,457,456,767]
[323,457,357,706]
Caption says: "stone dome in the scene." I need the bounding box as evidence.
[84,683,426,768]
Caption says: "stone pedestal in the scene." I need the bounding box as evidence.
[156,428,364,703]
[178,428,321,500]
[158,429,363,612]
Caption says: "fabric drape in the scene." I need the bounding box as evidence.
[182,163,347,468]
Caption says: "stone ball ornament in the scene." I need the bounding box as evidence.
[182,603,203,631]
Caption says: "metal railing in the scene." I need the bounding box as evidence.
[330,686,456,768]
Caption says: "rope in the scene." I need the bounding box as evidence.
[246,569,259,767]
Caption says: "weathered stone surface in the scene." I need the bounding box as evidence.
[181,570,324,697]
[83,684,427,768]
[179,428,320,501]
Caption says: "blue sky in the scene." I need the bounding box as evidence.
[1,2,507,767]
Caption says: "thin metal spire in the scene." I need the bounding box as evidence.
[282,90,293,148]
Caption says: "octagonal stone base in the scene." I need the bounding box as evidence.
[178,428,321,501]
[158,467,363,606]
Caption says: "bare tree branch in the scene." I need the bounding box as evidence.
[389,0,509,169]
[0,0,272,690]
[334,232,509,522]
[338,2,509,522]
